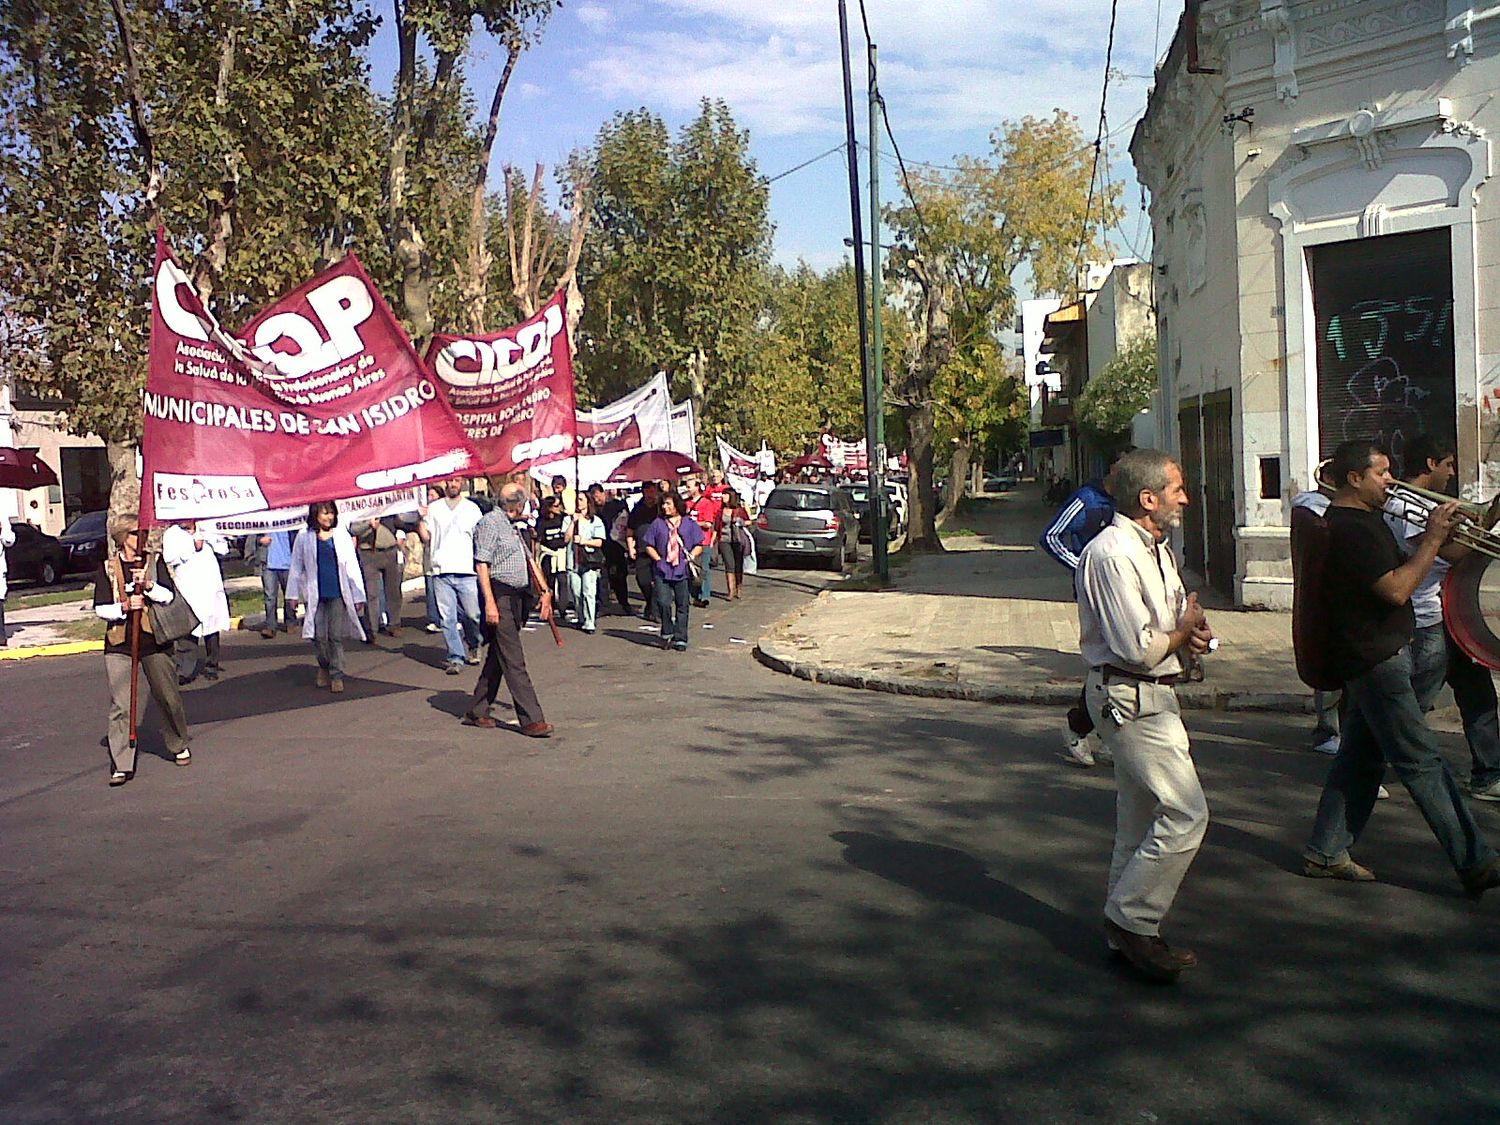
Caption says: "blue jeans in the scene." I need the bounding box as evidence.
[261,567,290,630]
[1312,689,1340,743]
[694,546,713,602]
[1411,622,1500,791]
[654,573,691,647]
[433,573,482,664]
[1305,647,1495,878]
[568,567,599,631]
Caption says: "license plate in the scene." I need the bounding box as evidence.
[783,539,807,549]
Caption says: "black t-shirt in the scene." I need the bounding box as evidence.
[537,513,568,552]
[1324,505,1414,680]
[627,499,659,535]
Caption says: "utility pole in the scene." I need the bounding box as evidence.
[837,0,879,583]
[866,43,889,582]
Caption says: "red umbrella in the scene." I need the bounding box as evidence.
[790,451,834,469]
[607,449,704,483]
[0,447,58,490]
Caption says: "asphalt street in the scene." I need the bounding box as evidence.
[3,566,1500,1123]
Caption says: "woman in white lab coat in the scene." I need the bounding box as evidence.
[162,520,232,681]
[286,501,367,692]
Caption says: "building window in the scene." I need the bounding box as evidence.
[1309,229,1454,474]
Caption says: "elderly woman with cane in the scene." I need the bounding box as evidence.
[93,513,192,786]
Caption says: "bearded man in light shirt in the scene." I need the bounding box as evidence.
[1075,448,1214,983]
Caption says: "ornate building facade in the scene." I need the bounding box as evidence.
[1131,0,1500,607]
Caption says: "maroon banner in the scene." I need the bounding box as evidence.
[425,291,578,474]
[576,413,643,456]
[141,231,481,524]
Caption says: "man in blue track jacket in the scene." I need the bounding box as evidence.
[1040,448,1130,766]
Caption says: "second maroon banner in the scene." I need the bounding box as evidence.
[425,291,578,476]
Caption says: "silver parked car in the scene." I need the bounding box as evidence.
[754,485,861,570]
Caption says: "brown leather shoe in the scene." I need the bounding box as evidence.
[462,713,499,729]
[1152,935,1197,969]
[315,668,331,689]
[1104,919,1181,982]
[520,721,554,738]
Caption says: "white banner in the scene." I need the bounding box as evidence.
[532,372,674,489]
[717,437,775,509]
[201,486,423,535]
[669,399,697,459]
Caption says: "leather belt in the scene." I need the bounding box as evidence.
[1096,664,1179,686]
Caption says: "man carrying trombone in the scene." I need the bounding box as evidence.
[1385,434,1500,803]
[1302,439,1500,896]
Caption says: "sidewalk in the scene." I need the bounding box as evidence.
[754,483,1312,712]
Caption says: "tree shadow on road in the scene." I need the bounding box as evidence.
[180,667,412,724]
[831,830,1098,967]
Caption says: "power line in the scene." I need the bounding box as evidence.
[1071,0,1121,291]
[873,105,1147,181]
[765,143,847,184]
[879,95,934,254]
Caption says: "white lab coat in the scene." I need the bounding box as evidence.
[286,528,367,642]
[0,517,15,601]
[162,523,232,637]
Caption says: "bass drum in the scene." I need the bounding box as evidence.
[1442,552,1500,670]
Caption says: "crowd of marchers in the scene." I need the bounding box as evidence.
[91,469,758,788]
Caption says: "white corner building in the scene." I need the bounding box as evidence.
[1132,0,1500,607]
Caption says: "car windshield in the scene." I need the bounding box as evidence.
[766,488,832,511]
[63,511,106,537]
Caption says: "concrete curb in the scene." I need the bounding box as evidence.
[0,640,103,661]
[753,634,1314,715]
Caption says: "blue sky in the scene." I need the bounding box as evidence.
[368,0,1168,285]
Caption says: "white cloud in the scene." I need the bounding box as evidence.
[574,0,1166,142]
[576,4,613,33]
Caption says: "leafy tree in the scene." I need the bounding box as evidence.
[385,0,555,342]
[0,0,384,510]
[886,109,1119,549]
[575,99,772,429]
[1077,332,1158,440]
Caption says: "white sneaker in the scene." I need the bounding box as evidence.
[1061,727,1095,768]
[1376,785,1390,800]
[425,623,441,634]
[1313,734,1340,755]
[1472,778,1500,802]
[1092,741,1113,766]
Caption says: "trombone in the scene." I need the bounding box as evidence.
[1312,456,1500,559]
[1385,480,1500,562]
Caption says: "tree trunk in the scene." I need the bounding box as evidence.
[107,439,140,525]
[191,28,240,303]
[462,42,521,332]
[940,437,971,523]
[901,263,954,553]
[906,404,941,551]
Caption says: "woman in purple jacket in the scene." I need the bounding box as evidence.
[641,491,706,651]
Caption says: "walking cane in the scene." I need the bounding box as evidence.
[127,585,143,758]
[527,553,564,648]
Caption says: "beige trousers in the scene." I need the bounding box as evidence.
[1086,668,1208,937]
[105,649,191,775]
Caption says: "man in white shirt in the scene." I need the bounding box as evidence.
[1385,434,1500,801]
[418,477,484,675]
[1075,448,1213,982]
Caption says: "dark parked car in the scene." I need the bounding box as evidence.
[845,485,903,543]
[59,509,109,573]
[6,523,68,586]
[754,485,861,570]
